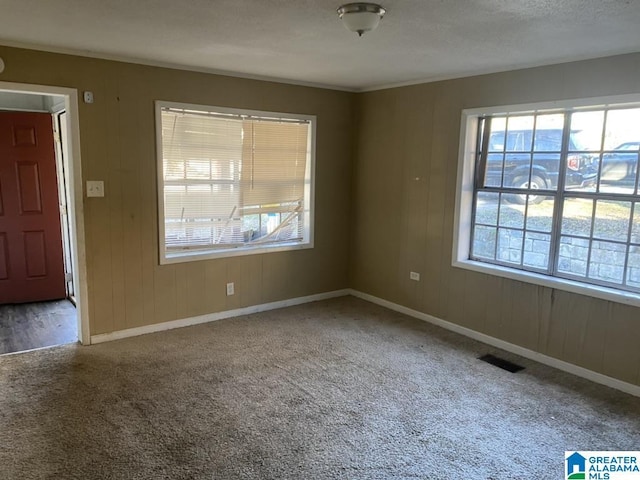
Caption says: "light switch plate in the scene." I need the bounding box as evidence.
[86,180,104,197]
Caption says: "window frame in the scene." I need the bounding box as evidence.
[453,94,640,308]
[155,100,316,265]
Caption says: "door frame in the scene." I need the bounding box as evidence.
[53,111,75,301]
[0,81,89,345]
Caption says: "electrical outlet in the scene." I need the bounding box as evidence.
[410,272,420,281]
[86,180,104,197]
[226,282,235,296]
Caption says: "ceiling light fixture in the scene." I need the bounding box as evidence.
[337,3,386,37]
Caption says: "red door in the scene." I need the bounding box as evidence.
[0,112,65,303]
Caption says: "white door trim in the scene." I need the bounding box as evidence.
[0,81,90,345]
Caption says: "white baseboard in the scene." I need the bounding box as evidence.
[349,289,640,398]
[90,289,351,344]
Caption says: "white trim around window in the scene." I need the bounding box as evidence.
[453,94,640,308]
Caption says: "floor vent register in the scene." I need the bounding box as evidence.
[478,353,525,373]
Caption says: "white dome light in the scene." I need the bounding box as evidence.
[337,3,386,37]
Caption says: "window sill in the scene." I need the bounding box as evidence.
[161,241,313,265]
[453,258,640,308]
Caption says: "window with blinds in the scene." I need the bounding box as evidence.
[156,102,315,263]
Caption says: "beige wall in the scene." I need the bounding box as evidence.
[352,53,640,387]
[0,46,354,335]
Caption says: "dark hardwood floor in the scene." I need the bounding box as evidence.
[0,300,77,355]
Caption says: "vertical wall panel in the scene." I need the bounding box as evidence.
[80,65,116,335]
[204,261,226,314]
[134,70,159,329]
[559,295,591,366]
[578,301,610,373]
[119,75,145,329]
[105,74,126,333]
[508,283,544,351]
[226,255,263,310]
[602,304,640,384]
[481,275,505,338]
[184,262,207,319]
[461,272,489,331]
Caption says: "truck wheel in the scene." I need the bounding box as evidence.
[511,175,546,204]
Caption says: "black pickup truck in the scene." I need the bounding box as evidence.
[485,129,598,199]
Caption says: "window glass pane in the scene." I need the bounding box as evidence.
[503,155,532,190]
[617,143,640,151]
[488,117,506,152]
[242,214,259,241]
[525,196,554,232]
[564,152,597,193]
[627,246,640,288]
[262,213,280,236]
[497,228,523,265]
[561,198,593,237]
[505,116,534,151]
[592,200,631,242]
[499,195,524,228]
[484,153,504,187]
[588,241,626,284]
[631,204,640,244]
[533,114,564,151]
[563,113,601,192]
[570,111,604,151]
[599,149,638,194]
[474,192,499,225]
[523,232,550,270]
[531,154,558,191]
[603,108,640,151]
[557,236,589,277]
[472,225,497,260]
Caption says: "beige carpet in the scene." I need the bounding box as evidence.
[1,296,638,479]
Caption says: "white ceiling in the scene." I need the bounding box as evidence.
[0,0,639,91]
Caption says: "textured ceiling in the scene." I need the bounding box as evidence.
[0,0,639,91]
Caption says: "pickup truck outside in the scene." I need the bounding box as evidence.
[484,128,598,202]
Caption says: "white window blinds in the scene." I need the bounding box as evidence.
[157,103,314,263]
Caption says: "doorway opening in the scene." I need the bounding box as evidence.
[0,83,89,354]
